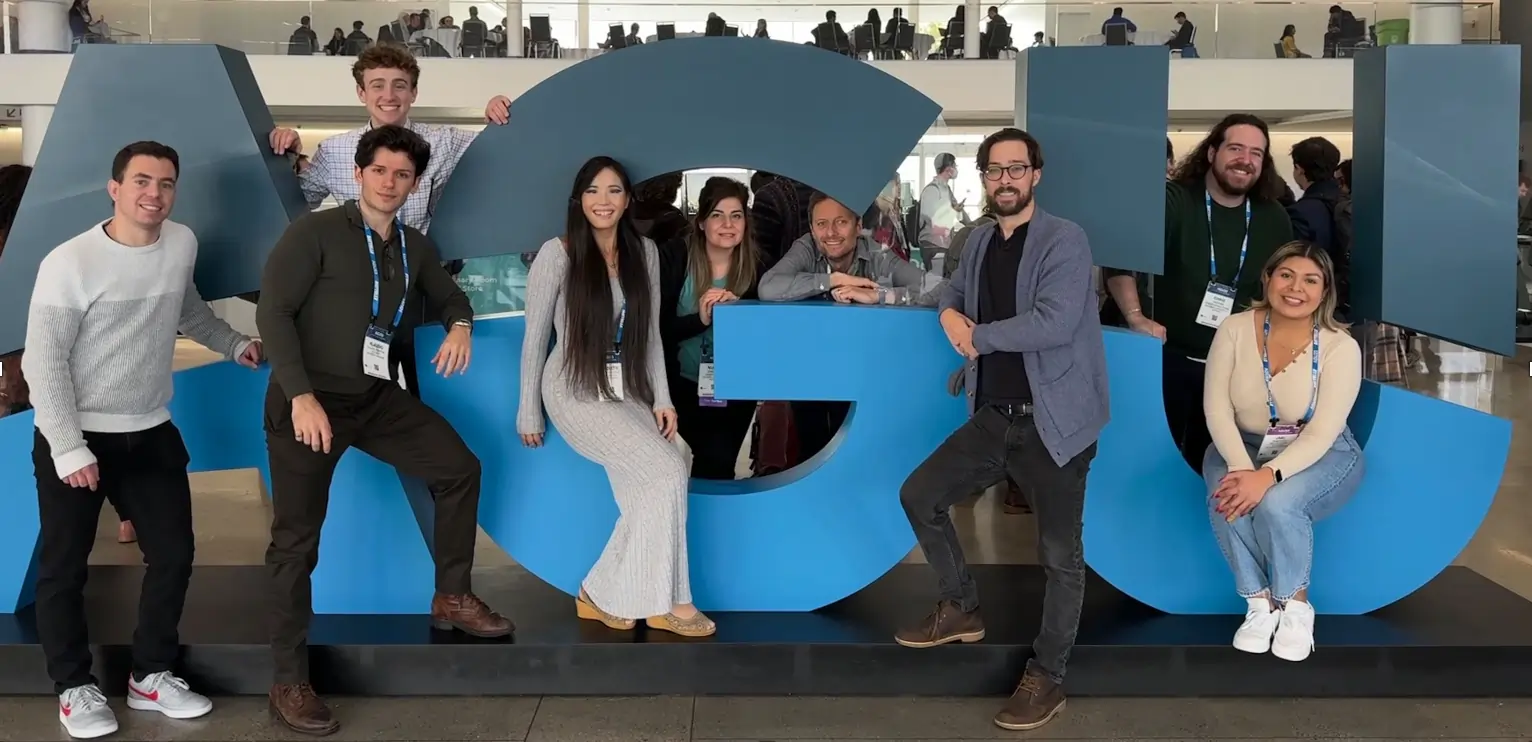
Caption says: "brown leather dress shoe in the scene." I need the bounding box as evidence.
[269,683,340,736]
[893,600,985,648]
[993,667,1066,731]
[431,592,514,638]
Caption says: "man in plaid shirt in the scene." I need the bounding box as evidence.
[269,44,514,390]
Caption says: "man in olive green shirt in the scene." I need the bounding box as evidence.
[1106,114,1294,469]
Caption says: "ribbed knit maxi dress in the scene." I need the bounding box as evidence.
[516,236,693,619]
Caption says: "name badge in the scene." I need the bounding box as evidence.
[698,360,726,407]
[362,325,393,380]
[1195,282,1238,329]
[1256,424,1302,465]
[603,350,625,402]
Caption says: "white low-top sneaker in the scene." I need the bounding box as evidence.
[1272,599,1317,662]
[1231,597,1282,654]
[126,671,214,719]
[59,684,118,739]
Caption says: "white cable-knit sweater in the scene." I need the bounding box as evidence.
[21,220,251,478]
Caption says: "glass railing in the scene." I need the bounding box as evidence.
[0,1,1498,60]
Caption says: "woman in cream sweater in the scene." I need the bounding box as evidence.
[1202,241,1365,662]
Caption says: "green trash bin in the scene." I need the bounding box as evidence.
[1376,18,1410,46]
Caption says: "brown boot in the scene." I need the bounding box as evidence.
[893,600,985,648]
[993,667,1066,731]
[269,683,340,736]
[430,592,514,638]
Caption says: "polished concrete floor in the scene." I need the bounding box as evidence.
[19,337,1532,741]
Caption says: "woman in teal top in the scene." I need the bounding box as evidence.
[658,177,764,479]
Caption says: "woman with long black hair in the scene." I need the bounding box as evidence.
[517,156,714,637]
[658,176,762,480]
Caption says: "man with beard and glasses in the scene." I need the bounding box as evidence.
[1105,113,1293,469]
[895,128,1108,733]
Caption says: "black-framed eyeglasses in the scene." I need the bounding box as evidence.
[982,164,1034,181]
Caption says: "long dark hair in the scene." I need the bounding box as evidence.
[562,156,655,405]
[1170,113,1285,203]
[685,177,759,302]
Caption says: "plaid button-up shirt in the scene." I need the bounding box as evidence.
[299,120,478,233]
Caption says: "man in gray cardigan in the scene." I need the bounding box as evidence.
[894,128,1109,733]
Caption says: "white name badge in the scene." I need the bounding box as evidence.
[1256,424,1302,465]
[602,351,625,402]
[1195,282,1238,329]
[362,326,394,380]
[698,361,727,407]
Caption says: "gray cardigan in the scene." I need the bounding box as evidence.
[940,208,1110,466]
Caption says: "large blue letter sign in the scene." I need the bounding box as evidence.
[0,42,1517,617]
[1064,44,1517,615]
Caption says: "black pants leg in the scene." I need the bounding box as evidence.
[672,377,756,480]
[1162,351,1211,472]
[899,407,1012,612]
[34,422,195,694]
[791,400,850,463]
[1005,421,1095,685]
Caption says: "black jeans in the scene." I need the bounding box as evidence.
[791,400,850,463]
[900,406,1096,684]
[1162,351,1211,472]
[670,377,756,480]
[263,380,482,684]
[34,421,195,694]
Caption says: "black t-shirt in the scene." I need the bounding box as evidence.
[977,222,1032,405]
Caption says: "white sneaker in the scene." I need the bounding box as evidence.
[126,671,213,720]
[1231,596,1282,654]
[59,684,118,739]
[1272,599,1316,662]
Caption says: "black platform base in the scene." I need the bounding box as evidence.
[3,564,1532,697]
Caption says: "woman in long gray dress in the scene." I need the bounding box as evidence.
[517,156,715,637]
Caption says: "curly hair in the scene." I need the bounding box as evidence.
[1170,113,1286,203]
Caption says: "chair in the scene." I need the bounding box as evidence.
[1274,41,1285,58]
[893,24,915,58]
[987,22,1013,58]
[852,23,874,58]
[1104,24,1128,46]
[461,22,486,57]
[724,25,738,37]
[657,23,675,40]
[529,15,554,58]
[606,23,627,49]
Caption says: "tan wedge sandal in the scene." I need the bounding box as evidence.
[645,610,716,638]
[576,590,636,630]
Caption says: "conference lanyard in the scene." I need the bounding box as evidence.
[1206,193,1252,286]
[613,303,627,356]
[1261,313,1320,426]
[364,219,409,330]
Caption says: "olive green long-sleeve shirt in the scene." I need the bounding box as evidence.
[256,201,473,399]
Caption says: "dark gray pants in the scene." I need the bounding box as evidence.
[899,405,1095,684]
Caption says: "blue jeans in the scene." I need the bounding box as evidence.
[1203,428,1365,601]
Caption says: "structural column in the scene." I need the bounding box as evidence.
[17,0,67,166]
[1410,0,1463,44]
[576,0,589,52]
[963,0,980,58]
[505,0,523,57]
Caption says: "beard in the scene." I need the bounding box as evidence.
[985,185,1033,217]
[1211,162,1258,196]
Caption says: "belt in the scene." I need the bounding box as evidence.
[988,402,1033,417]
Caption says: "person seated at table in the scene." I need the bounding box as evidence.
[1280,24,1311,58]
[1202,241,1364,663]
[658,177,763,480]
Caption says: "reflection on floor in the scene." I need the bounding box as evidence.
[105,338,1532,605]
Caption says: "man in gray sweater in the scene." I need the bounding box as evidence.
[894,128,1108,734]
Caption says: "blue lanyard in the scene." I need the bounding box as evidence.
[613,303,626,350]
[1261,313,1320,426]
[1206,193,1252,286]
[364,219,409,330]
